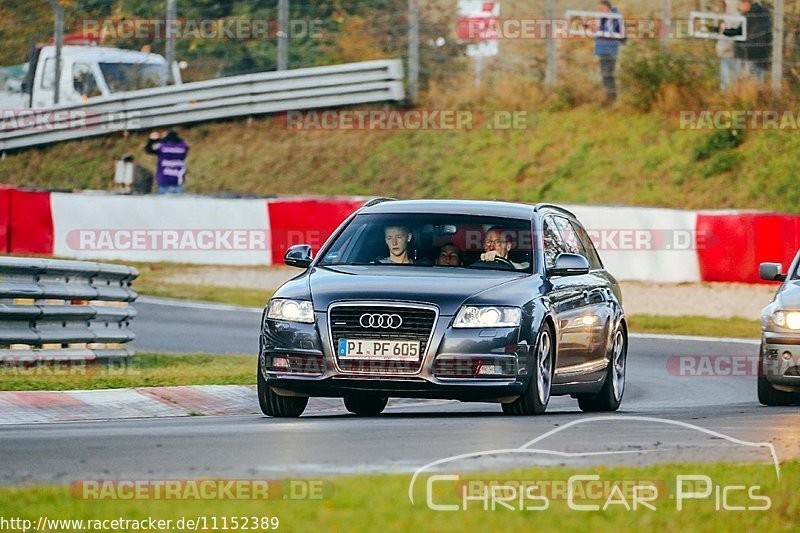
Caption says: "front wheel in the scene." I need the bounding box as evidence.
[502,323,554,415]
[757,376,794,406]
[344,394,388,415]
[757,347,796,406]
[257,366,308,417]
[578,327,627,412]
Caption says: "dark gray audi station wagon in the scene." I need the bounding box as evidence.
[258,199,627,417]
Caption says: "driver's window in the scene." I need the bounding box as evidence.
[72,63,101,98]
[542,217,565,269]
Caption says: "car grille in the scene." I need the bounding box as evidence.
[329,304,437,374]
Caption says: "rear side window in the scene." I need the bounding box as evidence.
[553,216,583,255]
[542,217,565,269]
[569,219,603,270]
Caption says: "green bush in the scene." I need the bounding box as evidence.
[619,43,705,111]
[693,128,745,161]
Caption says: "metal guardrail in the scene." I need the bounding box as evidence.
[1,59,405,151]
[0,257,138,362]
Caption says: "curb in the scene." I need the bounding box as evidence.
[0,386,453,425]
[0,385,259,425]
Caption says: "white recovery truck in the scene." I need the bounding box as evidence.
[0,44,181,108]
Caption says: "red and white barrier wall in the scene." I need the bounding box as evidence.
[0,186,798,283]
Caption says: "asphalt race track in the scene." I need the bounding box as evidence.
[2,299,799,485]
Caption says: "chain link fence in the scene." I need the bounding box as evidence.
[4,0,800,107]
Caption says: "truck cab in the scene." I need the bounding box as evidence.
[21,45,181,107]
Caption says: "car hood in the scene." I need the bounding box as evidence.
[777,280,800,309]
[307,265,526,315]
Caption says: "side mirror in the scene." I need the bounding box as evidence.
[284,244,313,268]
[759,262,786,282]
[549,253,590,277]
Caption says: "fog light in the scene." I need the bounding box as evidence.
[476,364,499,375]
[272,356,289,369]
[782,351,793,361]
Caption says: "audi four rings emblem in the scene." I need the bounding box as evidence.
[359,313,403,329]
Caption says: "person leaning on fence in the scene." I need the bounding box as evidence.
[593,1,625,104]
[722,0,772,84]
[145,130,190,194]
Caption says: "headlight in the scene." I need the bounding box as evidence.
[266,299,315,324]
[454,306,521,328]
[772,310,800,330]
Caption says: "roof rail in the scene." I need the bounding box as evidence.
[363,197,397,207]
[534,203,578,219]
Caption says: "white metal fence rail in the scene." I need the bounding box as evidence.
[1,59,405,151]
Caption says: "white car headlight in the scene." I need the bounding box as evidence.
[773,310,800,330]
[454,306,521,328]
[267,299,315,324]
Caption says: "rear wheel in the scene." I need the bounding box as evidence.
[257,366,308,417]
[502,323,554,415]
[344,394,388,415]
[578,327,627,413]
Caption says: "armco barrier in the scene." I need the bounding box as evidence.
[3,185,800,283]
[267,198,365,261]
[0,256,139,363]
[50,193,272,265]
[0,186,10,253]
[1,59,405,151]
[696,212,800,283]
[9,189,53,255]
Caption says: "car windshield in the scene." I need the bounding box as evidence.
[99,62,168,93]
[317,213,535,273]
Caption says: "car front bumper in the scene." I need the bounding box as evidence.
[259,312,534,400]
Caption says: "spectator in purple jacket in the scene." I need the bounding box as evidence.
[145,130,189,194]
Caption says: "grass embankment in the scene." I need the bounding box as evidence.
[3,108,799,213]
[0,462,796,531]
[0,353,253,391]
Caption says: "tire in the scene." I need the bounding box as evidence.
[257,366,308,417]
[344,394,388,415]
[757,346,795,406]
[757,376,793,406]
[578,326,627,413]
[502,322,555,416]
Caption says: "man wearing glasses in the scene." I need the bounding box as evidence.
[478,226,529,269]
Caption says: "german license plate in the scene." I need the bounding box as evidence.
[338,339,420,360]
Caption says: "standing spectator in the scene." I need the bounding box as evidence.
[145,130,189,194]
[723,0,772,83]
[715,0,740,90]
[593,1,624,104]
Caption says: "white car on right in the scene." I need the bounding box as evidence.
[758,248,800,405]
